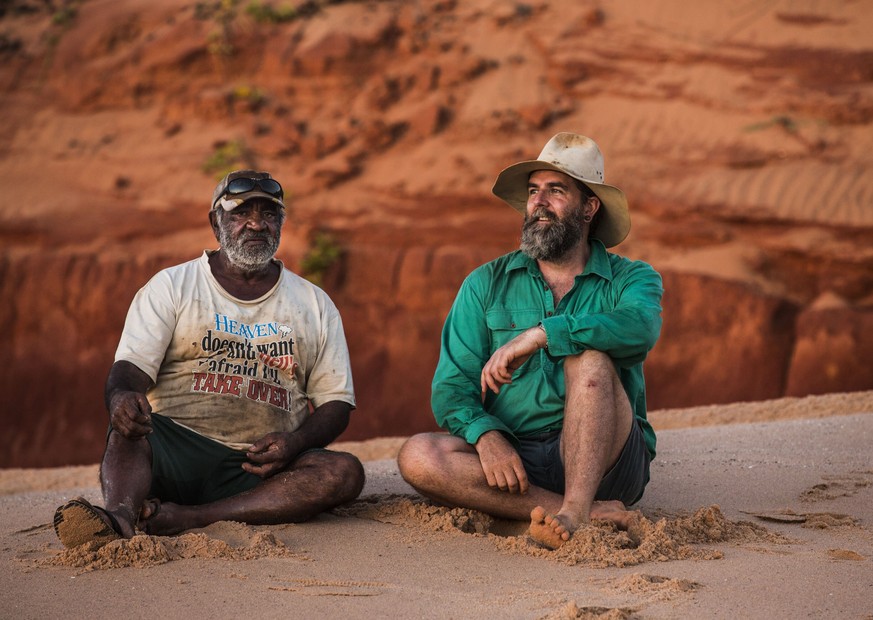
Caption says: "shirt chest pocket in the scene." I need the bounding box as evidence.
[484,308,543,371]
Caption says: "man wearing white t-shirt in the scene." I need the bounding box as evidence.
[53,170,364,548]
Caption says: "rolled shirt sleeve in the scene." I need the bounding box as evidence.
[541,260,663,366]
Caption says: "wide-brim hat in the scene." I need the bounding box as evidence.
[491,133,630,247]
[211,169,285,212]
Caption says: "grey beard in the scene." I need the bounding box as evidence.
[520,210,584,261]
[218,226,280,272]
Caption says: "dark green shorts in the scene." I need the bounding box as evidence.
[145,413,261,505]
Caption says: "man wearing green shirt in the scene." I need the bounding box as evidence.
[398,133,663,549]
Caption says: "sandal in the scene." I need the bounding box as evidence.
[53,497,123,549]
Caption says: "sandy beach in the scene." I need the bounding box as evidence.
[2,391,871,619]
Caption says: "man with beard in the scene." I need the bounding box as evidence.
[53,170,364,548]
[398,134,663,549]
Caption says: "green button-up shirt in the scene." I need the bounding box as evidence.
[431,240,663,458]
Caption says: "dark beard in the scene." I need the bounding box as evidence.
[520,205,585,261]
[218,226,280,272]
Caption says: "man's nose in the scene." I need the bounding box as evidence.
[245,211,267,229]
[528,192,550,212]
[530,190,549,208]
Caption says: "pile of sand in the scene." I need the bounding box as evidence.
[40,523,306,571]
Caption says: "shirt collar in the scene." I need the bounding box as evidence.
[506,239,614,282]
[585,239,614,281]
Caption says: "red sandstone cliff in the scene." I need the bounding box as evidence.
[1,0,871,467]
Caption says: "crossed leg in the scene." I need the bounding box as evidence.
[398,350,635,549]
[94,430,364,540]
[136,450,364,536]
[398,432,562,520]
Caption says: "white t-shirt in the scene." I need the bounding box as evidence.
[115,251,356,450]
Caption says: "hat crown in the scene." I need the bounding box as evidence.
[211,169,273,208]
[537,133,605,185]
[210,169,284,212]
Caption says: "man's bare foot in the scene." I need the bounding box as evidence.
[530,502,644,549]
[589,500,645,543]
[529,506,578,550]
[138,498,160,522]
[139,500,192,536]
[590,500,637,529]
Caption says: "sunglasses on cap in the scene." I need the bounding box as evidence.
[214,177,284,207]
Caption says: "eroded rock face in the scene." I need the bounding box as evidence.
[786,299,873,398]
[1,0,871,466]
[645,272,799,408]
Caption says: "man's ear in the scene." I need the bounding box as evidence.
[585,196,601,219]
[208,210,221,239]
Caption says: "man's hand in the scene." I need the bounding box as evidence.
[105,361,154,439]
[474,430,529,494]
[108,391,153,439]
[243,432,302,478]
[481,326,547,398]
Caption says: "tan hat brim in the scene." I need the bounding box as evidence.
[491,160,630,248]
[215,191,286,212]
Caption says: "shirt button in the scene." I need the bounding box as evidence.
[543,284,548,290]
[510,323,516,328]
[547,312,553,316]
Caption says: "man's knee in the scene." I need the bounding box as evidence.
[397,433,431,481]
[397,433,450,486]
[564,350,616,388]
[330,451,366,500]
[299,449,365,502]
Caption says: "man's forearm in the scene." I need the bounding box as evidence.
[293,400,353,450]
[104,360,153,410]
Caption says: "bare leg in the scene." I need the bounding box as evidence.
[54,431,153,548]
[398,433,563,520]
[529,350,634,549]
[141,450,364,536]
[100,430,154,538]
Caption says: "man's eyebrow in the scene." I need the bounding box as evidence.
[527,181,571,188]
